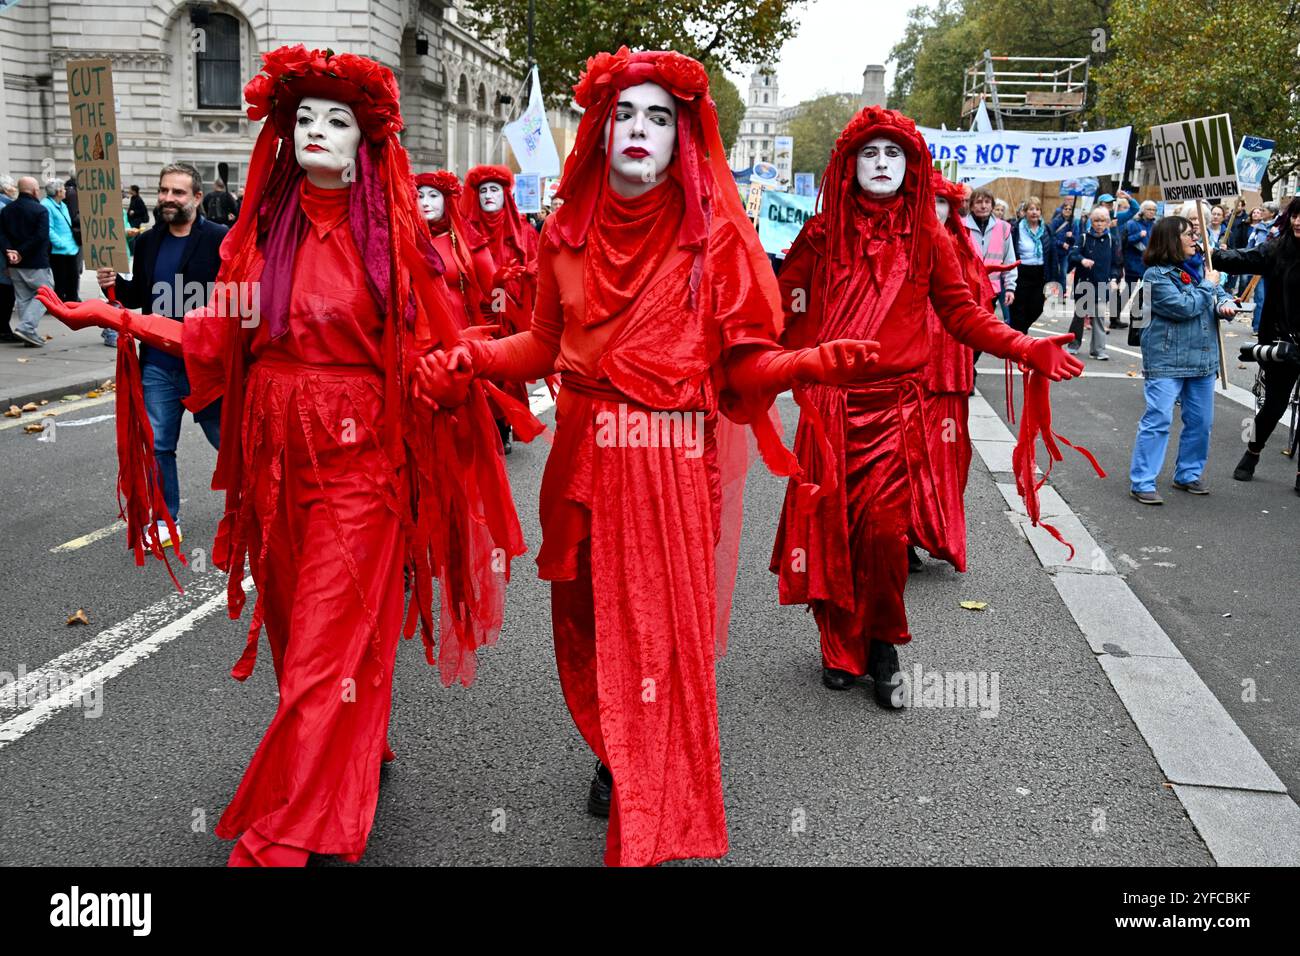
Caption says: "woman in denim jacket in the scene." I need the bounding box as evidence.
[1129,215,1236,504]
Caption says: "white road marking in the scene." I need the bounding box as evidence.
[0,393,115,432]
[0,576,254,748]
[528,382,556,416]
[50,520,126,554]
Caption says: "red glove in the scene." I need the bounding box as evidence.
[1022,333,1085,382]
[36,288,127,333]
[729,339,881,395]
[491,262,525,288]
[412,349,474,409]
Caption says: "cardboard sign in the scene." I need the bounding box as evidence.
[66,58,128,272]
[745,181,763,222]
[773,135,793,187]
[1235,135,1275,193]
[1150,113,1238,204]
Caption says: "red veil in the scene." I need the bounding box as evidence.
[180,46,526,685]
[545,48,795,649]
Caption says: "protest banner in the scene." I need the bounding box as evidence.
[918,125,1130,184]
[794,172,815,197]
[745,181,763,223]
[502,65,561,177]
[750,189,816,257]
[773,135,793,187]
[1235,135,1275,194]
[1149,113,1238,204]
[514,173,540,214]
[1059,177,1098,197]
[66,58,128,272]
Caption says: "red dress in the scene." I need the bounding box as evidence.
[189,180,405,860]
[773,203,1030,676]
[429,223,497,327]
[479,182,779,866]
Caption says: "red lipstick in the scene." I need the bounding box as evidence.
[622,147,650,159]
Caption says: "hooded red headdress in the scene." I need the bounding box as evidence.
[459,164,533,269]
[932,170,993,305]
[133,46,526,687]
[547,47,766,312]
[416,169,489,273]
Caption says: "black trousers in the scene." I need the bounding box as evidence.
[0,281,14,333]
[1249,360,1300,454]
[1009,264,1045,333]
[50,254,80,302]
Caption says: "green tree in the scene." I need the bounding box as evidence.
[787,93,860,184]
[1094,0,1300,198]
[706,62,745,153]
[465,0,807,107]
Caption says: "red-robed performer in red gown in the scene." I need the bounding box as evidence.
[460,164,540,452]
[416,48,883,866]
[38,47,526,866]
[913,171,997,573]
[771,107,1088,708]
[415,170,499,328]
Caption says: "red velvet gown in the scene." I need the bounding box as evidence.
[185,180,404,860]
[429,223,497,326]
[484,183,778,866]
[919,227,995,572]
[773,209,1027,676]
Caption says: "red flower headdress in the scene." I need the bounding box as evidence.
[415,170,462,200]
[244,44,402,142]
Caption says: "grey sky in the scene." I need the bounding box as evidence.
[727,0,929,107]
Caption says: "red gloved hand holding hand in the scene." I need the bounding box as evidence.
[790,339,882,385]
[1022,333,1085,381]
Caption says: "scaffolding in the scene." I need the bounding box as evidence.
[961,51,1090,130]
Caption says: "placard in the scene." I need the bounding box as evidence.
[1150,113,1238,203]
[66,58,128,272]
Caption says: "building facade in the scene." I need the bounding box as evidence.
[729,63,781,171]
[0,0,549,196]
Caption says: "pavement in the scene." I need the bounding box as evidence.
[0,297,1295,866]
[2,270,118,409]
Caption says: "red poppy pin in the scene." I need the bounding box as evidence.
[1178,271,1192,284]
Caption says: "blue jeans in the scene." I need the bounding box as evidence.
[141,359,221,524]
[1253,278,1265,334]
[1129,373,1216,492]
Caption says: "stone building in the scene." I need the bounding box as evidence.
[728,63,781,171]
[0,0,559,196]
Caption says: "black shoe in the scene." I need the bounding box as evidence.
[867,640,905,710]
[1233,450,1259,481]
[586,762,612,818]
[1110,320,1129,329]
[498,420,513,456]
[907,546,924,574]
[821,667,856,691]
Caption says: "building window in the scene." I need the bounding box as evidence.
[196,12,241,109]
[763,93,768,104]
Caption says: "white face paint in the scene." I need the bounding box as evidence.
[935,197,950,223]
[293,97,361,188]
[603,81,677,198]
[855,136,906,197]
[478,181,505,213]
[417,185,445,222]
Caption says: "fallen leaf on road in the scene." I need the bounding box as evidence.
[61,394,81,401]
[4,406,20,418]
[23,422,45,433]
[1125,370,1138,377]
[66,609,89,626]
[21,402,38,411]
[85,390,100,398]
[1222,612,1232,618]
[43,334,53,341]
[39,398,49,405]
[959,600,988,611]
[16,357,28,363]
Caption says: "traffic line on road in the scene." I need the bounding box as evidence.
[50,520,127,553]
[0,576,253,749]
[0,393,115,432]
[970,389,1300,864]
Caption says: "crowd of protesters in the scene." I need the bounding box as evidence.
[954,185,1298,501]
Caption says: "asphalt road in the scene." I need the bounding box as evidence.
[0,382,1222,866]
[977,303,1300,799]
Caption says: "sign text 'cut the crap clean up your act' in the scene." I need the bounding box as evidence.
[66,58,129,272]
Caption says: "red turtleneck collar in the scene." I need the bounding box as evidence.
[299,177,350,238]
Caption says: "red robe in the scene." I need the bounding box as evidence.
[918,225,995,572]
[773,203,1031,675]
[477,187,779,866]
[429,223,498,327]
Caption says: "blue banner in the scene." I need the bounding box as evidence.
[755,190,817,257]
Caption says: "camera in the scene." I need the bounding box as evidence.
[1239,341,1300,364]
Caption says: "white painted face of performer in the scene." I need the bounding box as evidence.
[417,185,445,222]
[478,181,505,213]
[935,196,950,224]
[602,81,678,199]
[856,136,906,198]
[294,97,362,189]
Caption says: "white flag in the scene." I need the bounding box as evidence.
[972,97,993,133]
[503,66,561,178]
